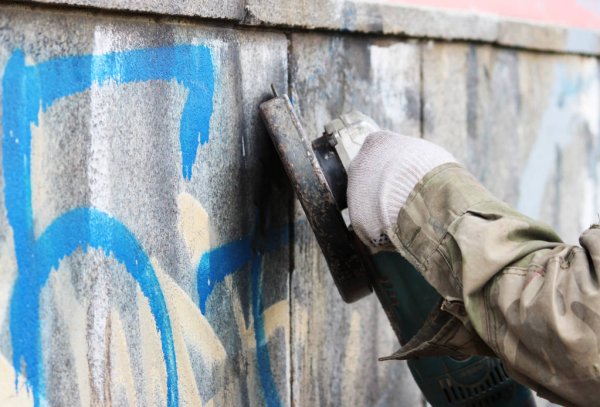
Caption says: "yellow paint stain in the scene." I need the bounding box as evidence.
[109,310,139,406]
[152,258,227,364]
[225,276,290,404]
[177,192,210,265]
[137,286,168,406]
[226,274,290,349]
[262,301,289,345]
[0,355,34,407]
[0,190,291,407]
[152,258,225,407]
[47,267,91,407]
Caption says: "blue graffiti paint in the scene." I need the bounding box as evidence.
[3,42,285,407]
[6,46,214,182]
[197,237,253,314]
[251,255,283,407]
[15,208,177,404]
[197,224,290,314]
[197,224,289,406]
[3,45,215,406]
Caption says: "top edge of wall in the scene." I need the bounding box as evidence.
[13,0,600,56]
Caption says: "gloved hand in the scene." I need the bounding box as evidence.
[347,131,457,251]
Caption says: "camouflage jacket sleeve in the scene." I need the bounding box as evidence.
[386,163,600,407]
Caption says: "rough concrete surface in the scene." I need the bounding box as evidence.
[422,40,600,245]
[245,0,497,42]
[0,7,290,407]
[16,0,244,20]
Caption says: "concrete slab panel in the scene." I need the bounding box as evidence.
[0,6,290,407]
[422,40,600,244]
[289,32,424,406]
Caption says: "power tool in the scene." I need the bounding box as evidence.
[259,88,536,407]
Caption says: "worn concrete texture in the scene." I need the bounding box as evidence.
[16,0,244,20]
[0,7,291,407]
[0,3,599,407]
[245,0,498,40]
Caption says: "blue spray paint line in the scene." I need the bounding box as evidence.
[251,255,283,407]
[3,44,216,406]
[196,224,290,314]
[10,208,178,406]
[196,223,289,407]
[5,46,214,183]
[197,237,253,314]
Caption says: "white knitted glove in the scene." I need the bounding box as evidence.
[347,131,457,251]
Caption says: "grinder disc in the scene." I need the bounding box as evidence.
[260,94,372,303]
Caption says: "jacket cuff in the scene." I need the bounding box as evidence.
[381,163,500,360]
[380,300,495,361]
[387,163,499,301]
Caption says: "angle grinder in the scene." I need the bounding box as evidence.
[260,89,537,407]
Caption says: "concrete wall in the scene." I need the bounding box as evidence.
[0,2,598,406]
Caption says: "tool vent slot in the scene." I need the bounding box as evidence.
[440,362,513,406]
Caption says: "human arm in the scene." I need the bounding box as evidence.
[348,131,600,407]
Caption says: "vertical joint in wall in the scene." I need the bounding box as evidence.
[419,42,425,139]
[285,31,295,407]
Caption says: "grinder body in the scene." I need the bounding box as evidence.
[260,93,535,407]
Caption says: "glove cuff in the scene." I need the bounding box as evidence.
[347,131,457,250]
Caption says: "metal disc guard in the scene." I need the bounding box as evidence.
[260,94,372,303]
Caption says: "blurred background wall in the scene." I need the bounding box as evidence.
[0,1,598,406]
[389,0,600,30]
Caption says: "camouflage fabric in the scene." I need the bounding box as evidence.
[385,162,599,407]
